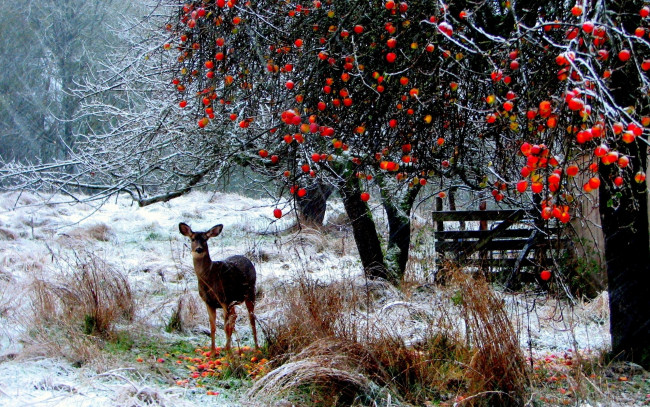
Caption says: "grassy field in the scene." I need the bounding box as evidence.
[0,191,647,406]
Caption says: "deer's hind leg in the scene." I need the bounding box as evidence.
[224,305,237,352]
[245,299,259,350]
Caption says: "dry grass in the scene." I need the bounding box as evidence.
[64,223,115,242]
[24,249,135,363]
[254,267,531,406]
[0,227,18,240]
[165,291,202,333]
[249,338,390,406]
[451,271,530,406]
[262,275,353,361]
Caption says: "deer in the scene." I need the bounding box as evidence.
[179,222,259,356]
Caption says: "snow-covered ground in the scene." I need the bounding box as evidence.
[0,190,613,406]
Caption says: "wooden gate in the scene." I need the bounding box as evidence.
[432,208,563,283]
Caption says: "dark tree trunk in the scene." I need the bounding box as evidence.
[384,203,410,280]
[338,178,390,281]
[599,141,650,368]
[296,182,334,225]
[381,181,421,283]
[600,14,650,366]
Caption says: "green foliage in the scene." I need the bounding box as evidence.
[104,330,136,353]
[83,314,98,336]
[451,290,464,306]
[165,306,183,333]
[145,231,164,241]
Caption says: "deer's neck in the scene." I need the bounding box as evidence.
[193,254,214,278]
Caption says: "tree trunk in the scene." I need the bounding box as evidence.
[383,202,410,281]
[381,182,421,283]
[599,144,650,368]
[297,181,333,225]
[600,33,650,366]
[339,178,390,281]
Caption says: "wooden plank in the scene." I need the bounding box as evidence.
[432,209,528,222]
[506,229,540,289]
[435,229,535,240]
[460,258,538,268]
[435,228,561,241]
[435,239,550,252]
[460,209,527,257]
[435,196,444,232]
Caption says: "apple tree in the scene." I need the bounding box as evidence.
[161,0,514,283]
[159,0,649,366]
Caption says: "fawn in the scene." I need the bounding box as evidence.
[179,222,259,355]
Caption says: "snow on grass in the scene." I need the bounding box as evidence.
[0,190,614,406]
[0,357,208,407]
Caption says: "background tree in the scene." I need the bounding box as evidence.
[0,0,123,162]
[1,1,240,205]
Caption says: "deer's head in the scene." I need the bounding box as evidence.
[179,223,223,259]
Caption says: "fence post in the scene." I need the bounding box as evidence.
[435,195,444,232]
[478,191,488,274]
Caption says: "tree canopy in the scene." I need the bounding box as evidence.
[159,0,649,366]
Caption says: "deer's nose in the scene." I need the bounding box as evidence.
[195,247,204,254]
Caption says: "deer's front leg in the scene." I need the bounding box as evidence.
[206,305,217,357]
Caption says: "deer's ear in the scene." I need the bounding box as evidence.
[206,224,223,239]
[179,223,193,237]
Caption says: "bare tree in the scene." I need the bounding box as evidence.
[0,0,126,162]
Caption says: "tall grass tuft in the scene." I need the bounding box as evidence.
[253,266,532,406]
[451,270,530,406]
[262,275,353,362]
[25,249,135,363]
[249,338,392,406]
[165,292,201,333]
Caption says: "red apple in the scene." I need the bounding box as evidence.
[618,49,631,62]
[588,177,601,189]
[516,180,528,193]
[642,6,650,18]
[618,156,629,168]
